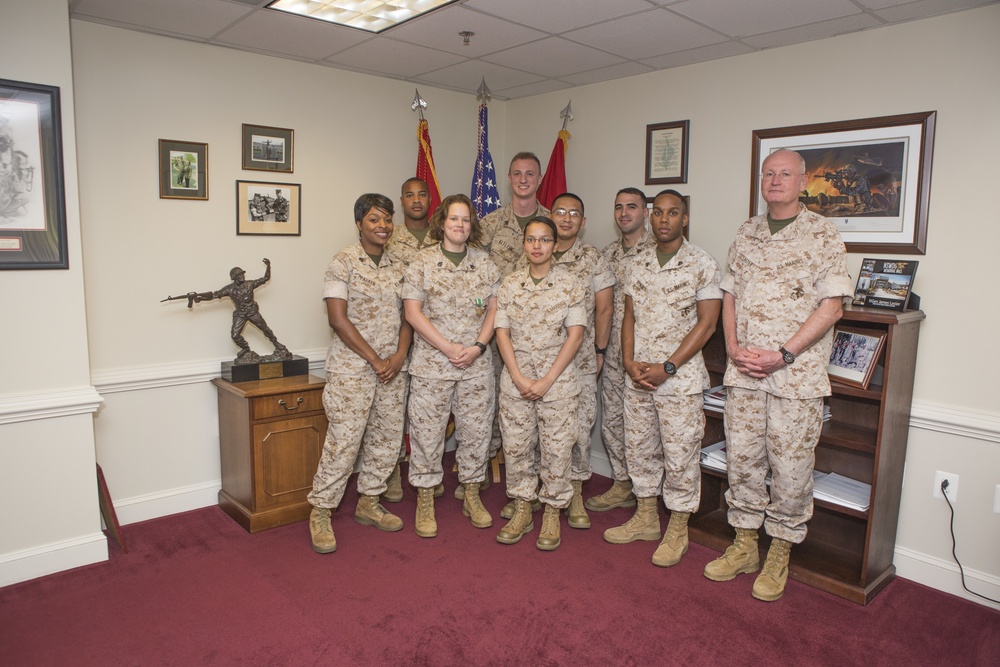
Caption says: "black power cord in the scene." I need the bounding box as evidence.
[940,479,1000,604]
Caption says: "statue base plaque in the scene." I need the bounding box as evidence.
[222,355,309,383]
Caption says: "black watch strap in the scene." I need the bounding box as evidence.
[663,361,677,376]
[474,341,487,353]
[780,346,796,364]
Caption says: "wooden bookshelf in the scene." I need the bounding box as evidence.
[689,305,924,604]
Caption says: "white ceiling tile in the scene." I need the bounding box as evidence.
[214,7,371,60]
[742,13,884,49]
[869,0,997,22]
[669,0,863,37]
[415,59,545,94]
[325,38,465,77]
[482,37,625,78]
[383,6,547,57]
[72,0,254,38]
[640,41,755,70]
[464,0,653,33]
[560,61,657,86]
[565,8,728,60]
[495,79,577,100]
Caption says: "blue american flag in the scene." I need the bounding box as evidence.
[470,103,501,219]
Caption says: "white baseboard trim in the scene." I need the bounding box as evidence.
[893,545,1000,610]
[113,479,222,526]
[0,532,108,588]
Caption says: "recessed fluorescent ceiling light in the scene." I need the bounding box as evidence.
[267,0,458,33]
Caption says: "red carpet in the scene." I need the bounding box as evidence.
[2,468,998,666]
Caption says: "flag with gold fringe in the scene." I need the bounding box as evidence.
[537,129,570,210]
[416,118,443,217]
[471,103,501,219]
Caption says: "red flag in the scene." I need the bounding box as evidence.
[537,129,571,210]
[416,119,443,217]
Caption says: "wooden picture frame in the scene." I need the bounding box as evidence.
[236,180,300,236]
[0,78,68,269]
[751,111,935,255]
[159,139,208,200]
[645,120,689,185]
[242,123,294,173]
[828,326,886,389]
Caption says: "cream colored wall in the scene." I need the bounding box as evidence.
[0,0,105,585]
[504,6,1000,606]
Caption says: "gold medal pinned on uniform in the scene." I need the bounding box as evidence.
[474,297,485,317]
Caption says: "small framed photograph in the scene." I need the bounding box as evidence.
[159,139,208,200]
[236,180,300,236]
[852,257,918,311]
[828,327,886,390]
[242,123,293,173]
[0,77,68,269]
[645,120,689,185]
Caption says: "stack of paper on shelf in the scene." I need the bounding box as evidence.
[812,472,871,511]
[704,386,727,413]
[700,440,727,472]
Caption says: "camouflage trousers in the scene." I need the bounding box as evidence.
[624,387,704,511]
[499,393,578,509]
[488,339,504,459]
[599,360,630,481]
[570,373,597,482]
[723,387,823,544]
[407,374,494,488]
[307,370,408,509]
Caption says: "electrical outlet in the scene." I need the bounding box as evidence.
[933,471,959,501]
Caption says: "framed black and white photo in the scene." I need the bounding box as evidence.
[0,78,68,269]
[236,180,300,236]
[828,327,886,390]
[159,139,208,200]
[242,124,294,173]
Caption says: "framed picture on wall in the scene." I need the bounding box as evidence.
[242,124,294,173]
[0,77,68,269]
[751,111,935,255]
[645,120,689,185]
[158,139,208,200]
[236,180,300,236]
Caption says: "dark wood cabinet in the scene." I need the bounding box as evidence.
[690,305,924,604]
[212,375,327,532]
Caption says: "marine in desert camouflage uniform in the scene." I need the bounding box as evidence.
[494,217,586,552]
[403,194,500,537]
[307,193,413,555]
[704,149,851,602]
[613,190,722,568]
[589,187,654,513]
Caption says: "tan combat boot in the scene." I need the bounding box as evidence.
[536,504,561,551]
[496,499,535,545]
[415,487,437,538]
[752,538,792,602]
[566,480,590,529]
[382,463,403,503]
[309,507,337,554]
[584,479,637,512]
[462,482,493,528]
[651,511,690,567]
[454,476,490,500]
[434,483,444,498]
[703,527,761,581]
[500,497,541,519]
[354,495,403,532]
[603,496,661,544]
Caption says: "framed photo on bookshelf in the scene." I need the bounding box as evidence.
[751,111,935,255]
[159,139,208,200]
[828,327,886,389]
[242,124,293,173]
[236,180,300,236]
[852,258,918,311]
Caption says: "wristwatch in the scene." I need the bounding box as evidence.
[663,361,677,376]
[595,344,607,356]
[473,341,487,353]
[779,346,796,365]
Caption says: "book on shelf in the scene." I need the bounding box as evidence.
[700,440,727,472]
[812,472,871,511]
[851,258,919,311]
